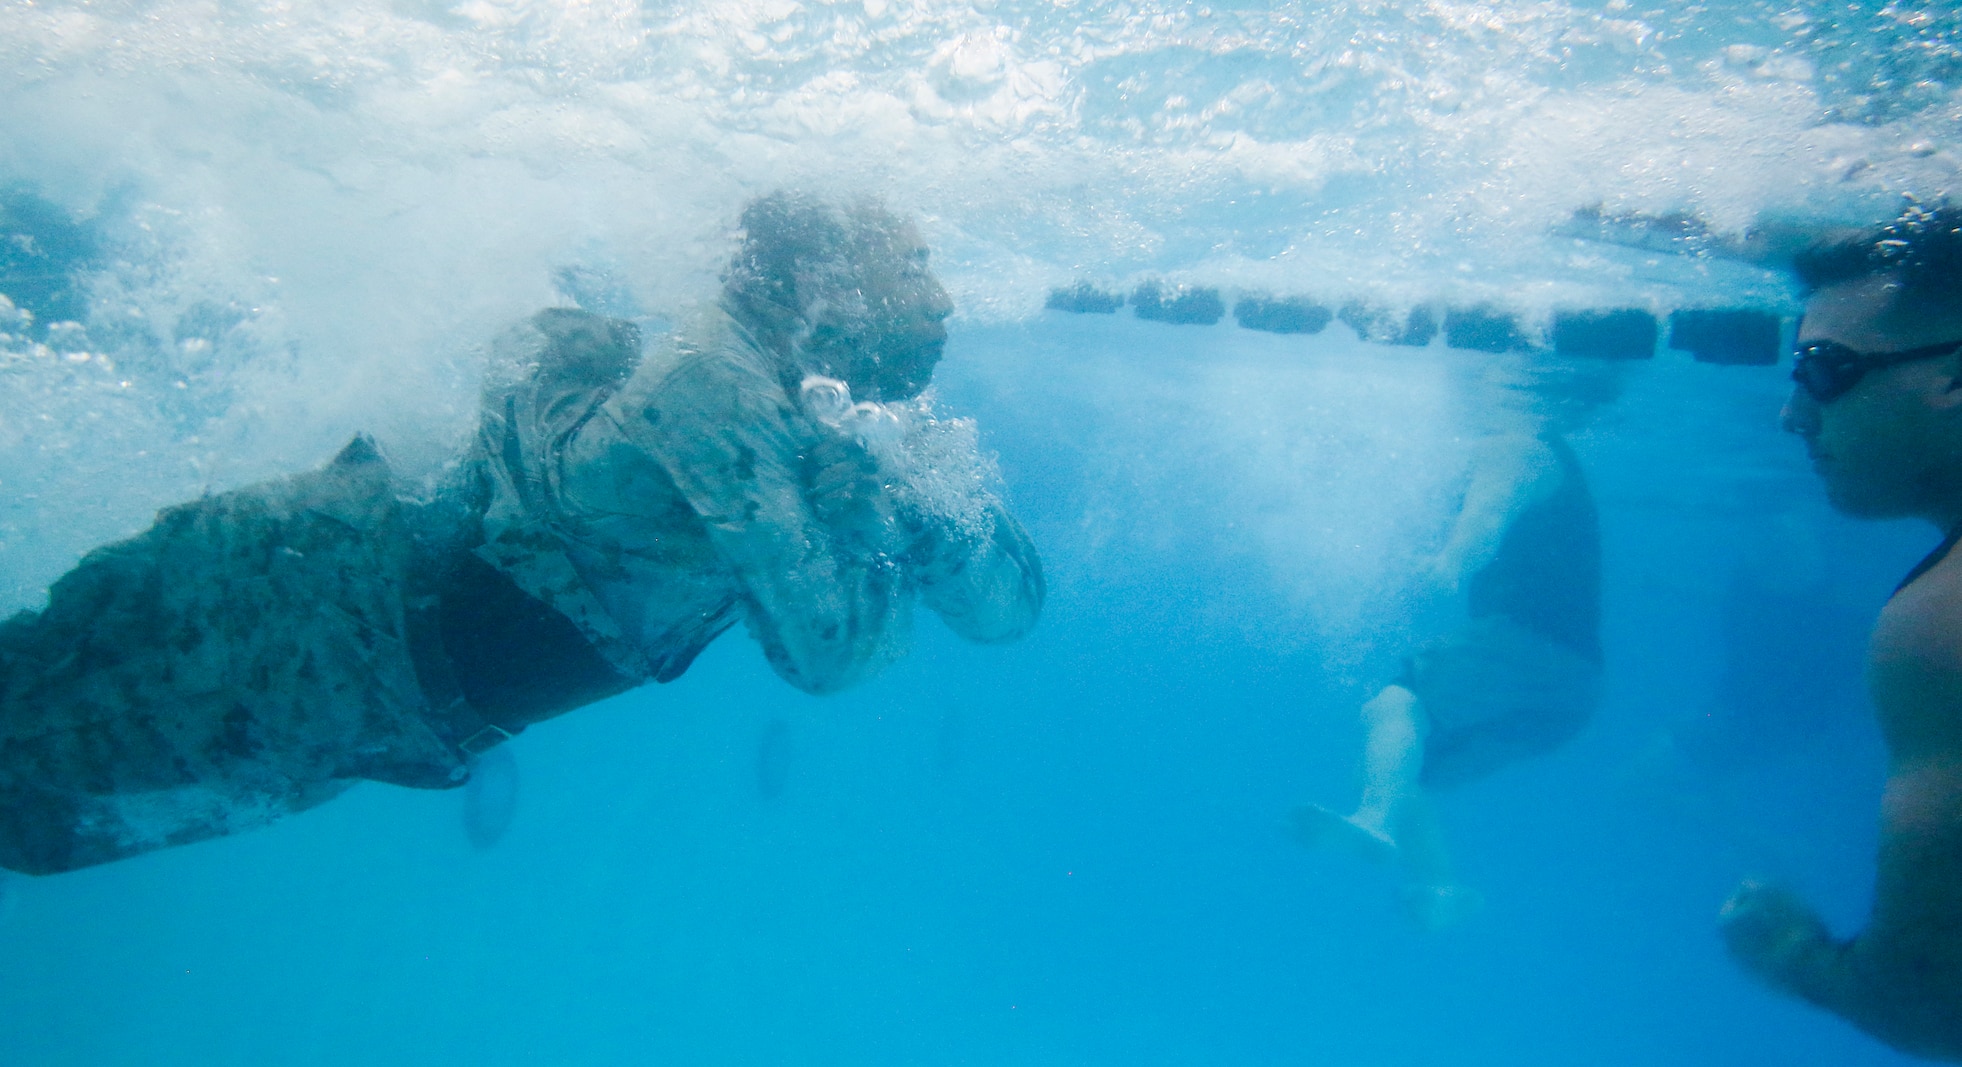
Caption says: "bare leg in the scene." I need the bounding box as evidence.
[1290,685,1425,864]
[1293,685,1484,928]
[1354,685,1426,839]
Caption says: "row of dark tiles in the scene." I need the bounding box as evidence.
[1044,281,1785,366]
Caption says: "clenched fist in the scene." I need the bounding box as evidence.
[1720,880,1832,995]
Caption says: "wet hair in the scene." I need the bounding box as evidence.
[1482,354,1621,437]
[1792,200,1962,305]
[722,191,943,398]
[722,191,909,326]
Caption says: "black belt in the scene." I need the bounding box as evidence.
[403,575,517,766]
[406,546,638,764]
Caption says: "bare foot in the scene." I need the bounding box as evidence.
[1400,882,1486,931]
[1289,804,1398,865]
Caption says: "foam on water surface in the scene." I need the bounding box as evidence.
[0,4,1947,461]
[4,0,1957,326]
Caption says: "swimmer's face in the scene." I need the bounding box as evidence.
[806,219,952,402]
[1784,274,1962,519]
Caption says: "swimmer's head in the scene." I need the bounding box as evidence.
[1782,201,1962,520]
[725,192,953,402]
[1479,352,1621,437]
[1791,200,1962,309]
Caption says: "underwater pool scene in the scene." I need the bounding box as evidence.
[3,0,1961,1062]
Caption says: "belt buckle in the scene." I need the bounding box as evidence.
[458,723,514,758]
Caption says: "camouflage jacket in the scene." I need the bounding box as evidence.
[469,305,1042,697]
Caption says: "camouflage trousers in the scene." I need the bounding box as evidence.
[0,438,469,875]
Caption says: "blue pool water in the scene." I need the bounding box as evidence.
[2,1,1959,1063]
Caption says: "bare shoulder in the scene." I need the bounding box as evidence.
[1876,545,1962,666]
[1871,544,1962,756]
[617,308,793,433]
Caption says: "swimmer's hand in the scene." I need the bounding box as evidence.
[1721,880,1834,995]
[805,433,901,557]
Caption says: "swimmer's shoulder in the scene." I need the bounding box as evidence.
[1872,541,1962,753]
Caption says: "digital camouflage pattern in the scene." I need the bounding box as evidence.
[0,304,1043,875]
[0,437,459,874]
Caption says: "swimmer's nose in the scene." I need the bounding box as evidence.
[1781,385,1819,437]
[925,277,953,323]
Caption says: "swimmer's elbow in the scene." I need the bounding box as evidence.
[764,641,872,696]
[782,668,856,697]
[941,610,1036,645]
[934,568,1044,645]
[750,601,894,696]
[1798,936,1962,1061]
[1842,986,1962,1063]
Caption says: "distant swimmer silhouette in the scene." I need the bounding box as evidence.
[0,193,1044,875]
[1719,203,1962,1062]
[1293,355,1609,930]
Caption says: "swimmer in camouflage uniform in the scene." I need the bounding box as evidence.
[0,193,1043,875]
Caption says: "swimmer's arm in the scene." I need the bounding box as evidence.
[1430,433,1563,589]
[909,503,1044,644]
[1722,762,1962,1056]
[1721,883,1862,1017]
[606,346,904,695]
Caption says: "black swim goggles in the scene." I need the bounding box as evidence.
[1791,338,1962,404]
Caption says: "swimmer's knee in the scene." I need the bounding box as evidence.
[1362,685,1423,727]
[1362,686,1432,751]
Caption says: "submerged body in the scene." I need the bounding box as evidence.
[1411,431,1601,790]
[1722,215,1962,1060]
[1296,424,1602,927]
[0,197,1043,875]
